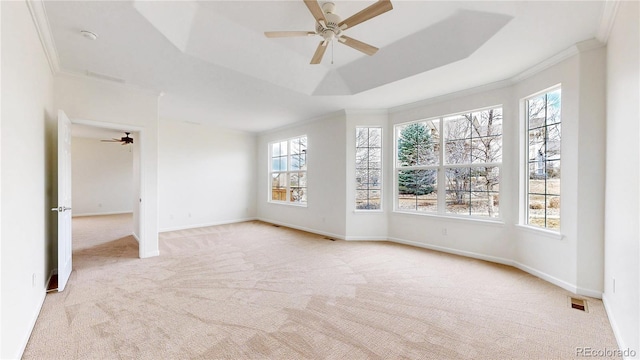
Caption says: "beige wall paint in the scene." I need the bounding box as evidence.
[604,0,640,354]
[54,75,160,259]
[158,119,257,231]
[72,137,134,216]
[0,1,55,358]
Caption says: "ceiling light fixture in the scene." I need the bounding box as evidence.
[80,30,98,40]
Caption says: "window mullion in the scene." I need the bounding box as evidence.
[437,117,446,213]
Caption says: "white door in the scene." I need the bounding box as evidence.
[53,110,73,291]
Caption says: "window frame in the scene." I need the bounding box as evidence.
[355,126,383,212]
[393,105,503,220]
[268,135,308,206]
[523,86,561,232]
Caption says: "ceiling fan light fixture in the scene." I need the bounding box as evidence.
[321,2,336,14]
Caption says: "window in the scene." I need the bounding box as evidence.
[444,109,502,217]
[396,120,439,212]
[270,136,307,205]
[395,107,502,218]
[525,88,561,230]
[356,127,382,210]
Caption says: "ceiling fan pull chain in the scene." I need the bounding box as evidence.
[331,40,334,65]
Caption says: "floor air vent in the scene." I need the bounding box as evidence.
[569,297,588,312]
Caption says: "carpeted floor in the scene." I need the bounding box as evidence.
[24,214,619,359]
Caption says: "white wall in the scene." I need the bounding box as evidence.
[345,111,389,240]
[385,44,607,298]
[71,137,133,216]
[575,45,606,294]
[0,1,54,358]
[158,119,257,231]
[54,74,160,258]
[257,113,347,238]
[604,0,640,354]
[512,45,607,297]
[388,86,515,264]
[255,43,607,302]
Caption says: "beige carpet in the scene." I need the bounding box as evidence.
[24,215,619,359]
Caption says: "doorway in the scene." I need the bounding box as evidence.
[70,124,138,258]
[48,118,147,292]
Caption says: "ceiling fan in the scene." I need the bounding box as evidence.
[101,132,134,145]
[264,0,393,64]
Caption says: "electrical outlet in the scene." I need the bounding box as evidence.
[612,278,616,293]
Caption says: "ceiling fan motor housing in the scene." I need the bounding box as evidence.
[316,3,342,42]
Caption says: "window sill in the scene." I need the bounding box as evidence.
[353,209,384,214]
[392,210,504,226]
[515,224,563,240]
[267,201,307,208]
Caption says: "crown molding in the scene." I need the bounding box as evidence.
[511,38,604,83]
[343,109,389,116]
[390,36,606,116]
[389,79,512,115]
[26,0,60,75]
[509,44,579,84]
[596,0,621,43]
[259,109,347,136]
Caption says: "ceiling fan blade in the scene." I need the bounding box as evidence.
[100,139,121,142]
[339,35,379,56]
[310,41,328,64]
[338,0,393,30]
[303,0,327,28]
[265,31,316,38]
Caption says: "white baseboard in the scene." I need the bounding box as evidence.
[16,290,46,359]
[73,211,133,217]
[159,217,258,233]
[602,294,639,360]
[131,232,140,243]
[163,218,598,303]
[602,294,623,350]
[575,286,603,299]
[140,250,159,258]
[344,236,388,241]
[257,218,346,240]
[511,260,577,294]
[388,236,513,266]
[386,236,598,299]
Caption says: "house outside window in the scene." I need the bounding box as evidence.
[270,136,307,205]
[525,88,561,230]
[356,127,382,210]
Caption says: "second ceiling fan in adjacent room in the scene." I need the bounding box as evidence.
[101,132,134,145]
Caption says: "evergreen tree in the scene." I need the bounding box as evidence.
[397,123,436,195]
